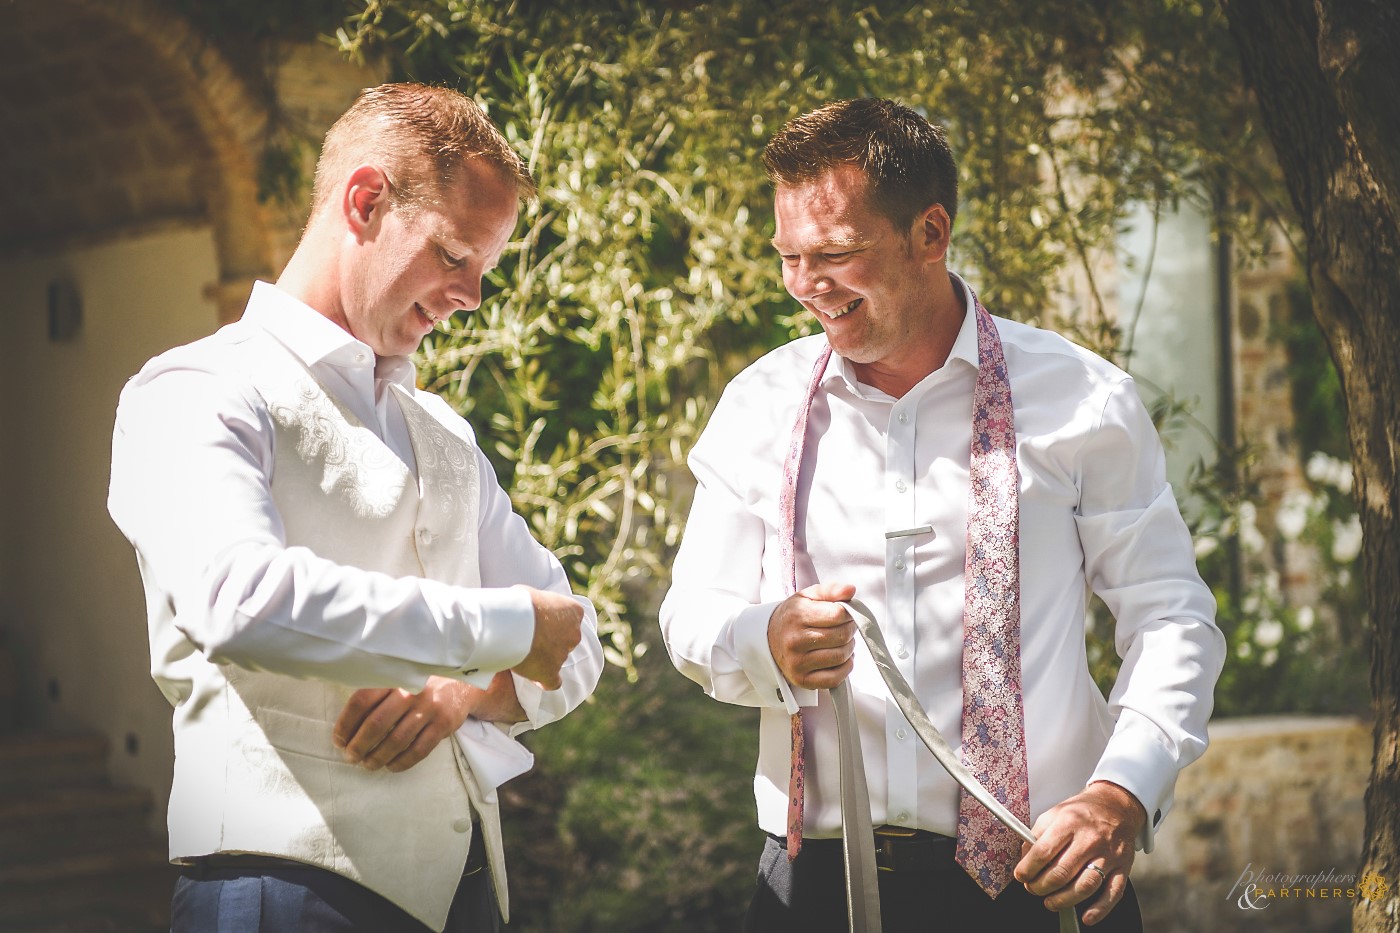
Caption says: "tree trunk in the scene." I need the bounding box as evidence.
[1221,1,1400,930]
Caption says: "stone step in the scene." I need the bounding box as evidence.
[0,785,156,866]
[0,849,176,933]
[0,840,170,887]
[0,730,173,931]
[0,731,111,792]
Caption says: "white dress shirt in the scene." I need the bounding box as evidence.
[109,281,603,788]
[660,275,1224,848]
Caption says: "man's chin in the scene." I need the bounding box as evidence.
[376,337,422,358]
[820,335,871,364]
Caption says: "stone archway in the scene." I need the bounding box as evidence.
[4,0,282,322]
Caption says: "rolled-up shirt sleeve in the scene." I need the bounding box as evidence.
[1074,376,1226,850]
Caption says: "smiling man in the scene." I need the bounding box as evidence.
[660,98,1223,931]
[108,84,603,933]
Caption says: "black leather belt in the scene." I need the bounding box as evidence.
[181,830,487,880]
[871,825,958,873]
[179,853,314,880]
[771,827,958,874]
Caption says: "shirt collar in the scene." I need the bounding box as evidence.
[242,281,417,389]
[944,272,982,370]
[821,271,982,398]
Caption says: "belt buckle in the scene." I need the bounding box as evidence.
[873,825,918,872]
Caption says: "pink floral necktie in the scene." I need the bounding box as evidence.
[779,288,1029,896]
[954,298,1030,898]
[779,343,833,861]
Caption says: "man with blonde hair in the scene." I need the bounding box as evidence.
[109,83,602,933]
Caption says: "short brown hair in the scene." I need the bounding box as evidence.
[310,83,535,216]
[762,98,958,231]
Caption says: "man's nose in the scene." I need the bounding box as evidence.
[446,270,483,313]
[788,261,832,302]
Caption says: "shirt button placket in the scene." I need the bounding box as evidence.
[885,399,919,831]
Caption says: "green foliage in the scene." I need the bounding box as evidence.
[341,0,1263,676]
[500,650,758,932]
[1187,446,1369,716]
[257,132,319,206]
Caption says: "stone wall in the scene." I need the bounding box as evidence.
[1133,715,1371,933]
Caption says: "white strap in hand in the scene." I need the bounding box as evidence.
[832,598,1081,933]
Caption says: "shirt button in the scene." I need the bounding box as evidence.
[895,480,907,493]
[893,558,906,572]
[354,351,368,364]
[895,728,907,741]
[898,412,908,424]
[896,811,910,824]
[895,643,909,659]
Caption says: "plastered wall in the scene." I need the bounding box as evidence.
[0,224,220,827]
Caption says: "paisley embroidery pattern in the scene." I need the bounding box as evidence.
[267,378,409,520]
[392,386,480,549]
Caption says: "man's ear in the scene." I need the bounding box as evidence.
[914,202,952,265]
[343,165,392,240]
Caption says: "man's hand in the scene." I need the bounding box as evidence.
[1014,781,1147,926]
[768,582,858,690]
[470,669,527,724]
[513,587,584,691]
[332,676,473,773]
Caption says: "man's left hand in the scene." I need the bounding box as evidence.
[333,676,474,773]
[1014,781,1147,927]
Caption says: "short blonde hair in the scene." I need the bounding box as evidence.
[310,83,535,216]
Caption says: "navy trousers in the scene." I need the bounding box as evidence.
[171,859,499,933]
[745,834,1145,933]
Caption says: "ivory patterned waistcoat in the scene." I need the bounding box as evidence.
[165,331,505,930]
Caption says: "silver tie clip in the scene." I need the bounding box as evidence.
[884,524,934,540]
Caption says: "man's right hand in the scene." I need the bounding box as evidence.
[513,587,585,690]
[768,582,858,690]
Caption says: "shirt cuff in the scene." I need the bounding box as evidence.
[506,673,545,735]
[730,600,818,713]
[457,587,535,689]
[1089,720,1176,854]
[452,718,535,803]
